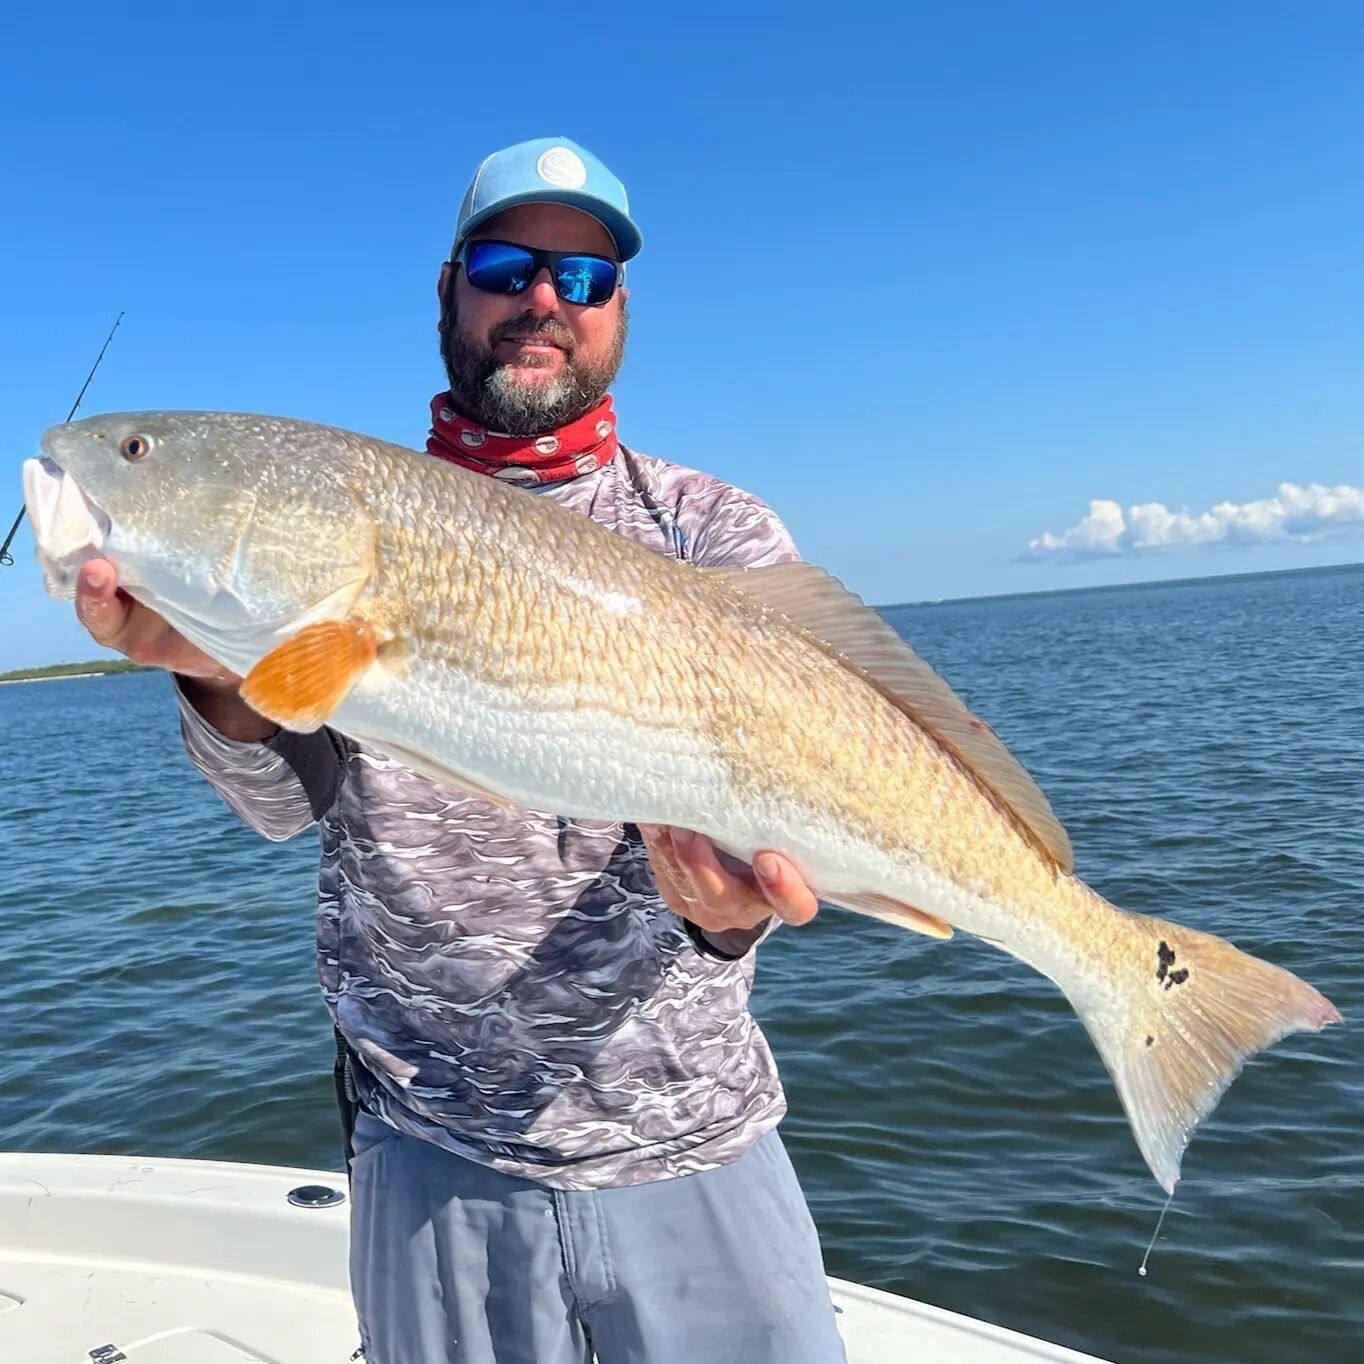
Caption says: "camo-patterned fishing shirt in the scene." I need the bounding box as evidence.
[177,444,798,1189]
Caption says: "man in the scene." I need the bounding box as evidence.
[74,136,847,1364]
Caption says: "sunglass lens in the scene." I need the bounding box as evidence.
[555,256,619,305]
[465,242,535,295]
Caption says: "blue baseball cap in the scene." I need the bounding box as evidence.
[450,136,643,263]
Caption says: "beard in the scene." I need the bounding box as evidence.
[439,280,629,436]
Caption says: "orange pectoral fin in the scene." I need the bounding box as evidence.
[828,892,954,940]
[240,617,378,731]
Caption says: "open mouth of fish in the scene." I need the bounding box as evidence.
[22,455,113,599]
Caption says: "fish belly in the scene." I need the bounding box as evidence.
[330,655,999,922]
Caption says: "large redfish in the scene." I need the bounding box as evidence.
[23,411,1341,1191]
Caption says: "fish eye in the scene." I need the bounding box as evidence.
[120,434,152,462]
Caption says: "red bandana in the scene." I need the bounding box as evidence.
[425,392,619,486]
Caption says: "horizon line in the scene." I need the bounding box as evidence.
[880,556,1364,612]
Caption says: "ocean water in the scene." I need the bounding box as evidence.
[1,563,1360,1363]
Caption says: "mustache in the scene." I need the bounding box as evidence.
[489,312,576,353]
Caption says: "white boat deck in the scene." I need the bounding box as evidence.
[0,1152,1111,1363]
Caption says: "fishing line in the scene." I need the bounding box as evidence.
[1138,1189,1175,1277]
[0,311,124,568]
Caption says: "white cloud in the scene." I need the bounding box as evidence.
[1024,483,1364,562]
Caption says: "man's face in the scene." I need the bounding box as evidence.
[438,202,630,436]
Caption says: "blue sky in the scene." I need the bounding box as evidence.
[3,2,1363,669]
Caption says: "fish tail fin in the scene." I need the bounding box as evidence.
[1049,910,1340,1192]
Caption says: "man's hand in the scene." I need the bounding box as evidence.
[76,558,236,683]
[638,825,818,935]
[74,558,277,740]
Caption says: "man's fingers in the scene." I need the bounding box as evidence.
[669,831,774,932]
[638,825,688,900]
[753,851,820,925]
[75,559,131,645]
[640,826,818,931]
[672,830,749,911]
[74,557,199,673]
[640,827,732,925]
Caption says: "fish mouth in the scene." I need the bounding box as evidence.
[21,455,114,599]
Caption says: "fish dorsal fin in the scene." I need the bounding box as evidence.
[709,562,1074,873]
[240,616,377,732]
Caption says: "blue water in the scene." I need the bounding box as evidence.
[2,563,1360,1362]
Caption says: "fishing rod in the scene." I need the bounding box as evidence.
[0,310,125,568]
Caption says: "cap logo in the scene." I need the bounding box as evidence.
[536,147,588,190]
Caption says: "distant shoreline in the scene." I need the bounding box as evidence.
[0,662,151,685]
[0,671,107,685]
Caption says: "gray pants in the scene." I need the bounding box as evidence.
[349,1112,848,1364]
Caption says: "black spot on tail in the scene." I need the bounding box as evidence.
[1155,940,1176,983]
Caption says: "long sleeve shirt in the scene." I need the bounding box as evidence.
[178,445,802,1189]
